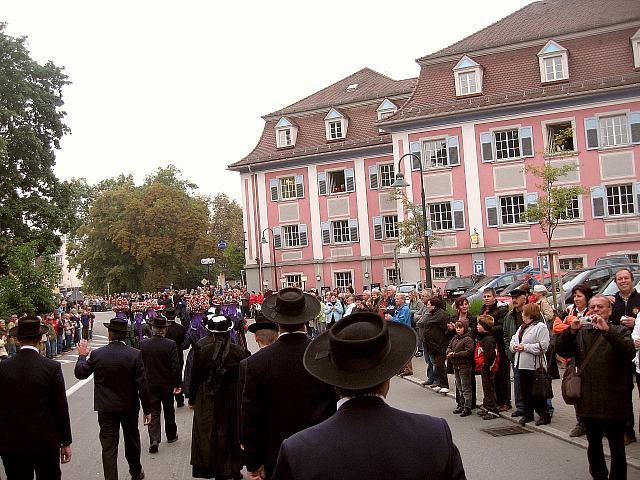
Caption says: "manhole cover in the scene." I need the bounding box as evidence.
[480,426,531,437]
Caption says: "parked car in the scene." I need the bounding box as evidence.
[598,272,640,297]
[595,254,633,266]
[443,275,484,300]
[397,282,422,294]
[561,264,640,303]
[463,269,540,303]
[496,273,563,305]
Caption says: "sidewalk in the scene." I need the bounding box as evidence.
[405,355,640,470]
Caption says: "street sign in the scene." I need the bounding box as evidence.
[200,258,216,265]
[201,278,209,286]
[473,261,485,275]
[218,239,227,250]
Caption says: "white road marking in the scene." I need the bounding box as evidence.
[66,375,92,397]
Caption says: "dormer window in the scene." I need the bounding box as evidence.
[275,117,298,148]
[537,40,569,83]
[632,29,640,69]
[453,56,483,97]
[324,108,348,141]
[377,99,397,121]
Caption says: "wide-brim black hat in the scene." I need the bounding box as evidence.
[147,316,170,328]
[261,287,320,325]
[204,315,233,333]
[103,318,132,332]
[248,313,278,333]
[304,312,417,390]
[165,307,177,321]
[9,317,49,338]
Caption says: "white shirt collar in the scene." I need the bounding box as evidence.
[20,345,39,353]
[278,331,306,337]
[337,394,385,409]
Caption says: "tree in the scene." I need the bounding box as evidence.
[0,23,71,267]
[208,193,244,281]
[144,164,197,192]
[524,162,585,307]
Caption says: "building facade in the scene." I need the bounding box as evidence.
[230,0,640,292]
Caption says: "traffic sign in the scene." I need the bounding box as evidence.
[218,239,227,250]
[200,258,216,265]
[201,278,209,286]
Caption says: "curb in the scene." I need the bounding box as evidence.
[403,375,640,471]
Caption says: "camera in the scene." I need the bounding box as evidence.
[580,317,594,329]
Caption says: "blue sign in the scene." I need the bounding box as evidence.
[218,239,227,250]
[473,261,485,275]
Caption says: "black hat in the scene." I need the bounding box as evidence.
[509,288,527,297]
[102,318,132,332]
[204,315,233,333]
[303,312,417,390]
[248,313,278,333]
[165,307,177,321]
[261,287,320,325]
[9,316,48,338]
[147,315,170,328]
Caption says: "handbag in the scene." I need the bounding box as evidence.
[532,343,553,399]
[561,334,604,405]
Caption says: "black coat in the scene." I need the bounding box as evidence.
[75,341,152,414]
[423,308,450,354]
[240,333,336,477]
[140,335,181,389]
[0,348,72,453]
[555,325,635,419]
[272,396,465,480]
[166,321,187,368]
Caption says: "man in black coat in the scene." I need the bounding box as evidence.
[272,312,466,480]
[0,317,73,479]
[481,287,511,411]
[164,307,187,408]
[75,318,152,480]
[240,288,336,480]
[140,314,182,453]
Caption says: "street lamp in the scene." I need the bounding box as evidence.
[391,153,432,289]
[261,228,278,291]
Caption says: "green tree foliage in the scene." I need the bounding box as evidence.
[209,193,244,281]
[391,189,438,253]
[0,241,60,317]
[0,23,71,267]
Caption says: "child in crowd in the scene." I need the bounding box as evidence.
[475,314,500,420]
[447,321,474,417]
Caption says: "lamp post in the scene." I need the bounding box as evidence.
[391,153,432,289]
[261,228,278,291]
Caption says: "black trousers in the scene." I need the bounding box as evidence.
[433,352,449,389]
[148,384,177,445]
[495,352,511,407]
[97,411,143,480]
[583,417,627,480]
[1,449,60,480]
[518,369,549,419]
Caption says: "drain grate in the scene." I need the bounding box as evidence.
[480,426,531,437]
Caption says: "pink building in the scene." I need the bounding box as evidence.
[231,0,640,292]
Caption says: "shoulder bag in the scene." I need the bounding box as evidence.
[532,341,553,399]
[561,334,604,405]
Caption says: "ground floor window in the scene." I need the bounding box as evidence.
[285,274,302,288]
[559,257,584,270]
[432,266,456,279]
[334,271,353,291]
[386,268,399,285]
[504,261,530,272]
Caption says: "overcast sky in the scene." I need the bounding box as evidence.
[3,0,531,201]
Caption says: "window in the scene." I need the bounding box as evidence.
[500,194,526,225]
[331,220,351,243]
[278,129,292,147]
[285,274,302,288]
[279,176,297,199]
[282,225,301,247]
[559,257,584,270]
[561,195,581,220]
[453,56,483,96]
[386,268,399,285]
[538,40,569,83]
[633,29,640,68]
[423,139,448,168]
[275,117,298,148]
[628,254,640,264]
[504,261,530,272]
[379,164,395,188]
[383,215,398,239]
[432,266,456,279]
[324,108,347,140]
[318,169,354,195]
[378,110,395,120]
[429,202,453,231]
[329,121,343,140]
[495,129,521,160]
[334,272,353,290]
[328,170,346,194]
[54,254,63,265]
[606,184,635,215]
[545,121,574,154]
[599,115,629,147]
[377,99,397,120]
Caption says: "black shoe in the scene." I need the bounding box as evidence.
[167,435,178,443]
[535,416,551,426]
[511,410,524,418]
[132,470,145,480]
[624,434,637,446]
[460,409,472,417]
[518,415,534,425]
[452,406,464,414]
[569,425,586,437]
[148,444,159,454]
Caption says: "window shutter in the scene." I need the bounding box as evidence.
[273,226,282,248]
[270,179,279,201]
[349,219,359,242]
[584,117,599,150]
[526,192,539,223]
[630,112,640,144]
[345,168,355,192]
[410,141,422,170]
[295,175,304,198]
[480,132,493,162]
[321,222,331,245]
[369,165,379,189]
[373,216,383,240]
[318,172,327,196]
[447,136,460,166]
[298,224,308,247]
[485,197,498,227]
[520,127,534,157]
[590,186,605,218]
[635,182,640,214]
[452,200,465,230]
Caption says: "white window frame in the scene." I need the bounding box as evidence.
[598,114,630,148]
[632,29,640,69]
[324,108,347,141]
[542,118,576,155]
[385,267,399,285]
[275,117,297,148]
[282,224,301,248]
[607,250,640,264]
[378,163,395,188]
[500,259,533,272]
[429,202,454,231]
[334,271,354,291]
[558,256,586,271]
[605,183,635,216]
[331,219,351,244]
[422,137,449,168]
[560,193,582,222]
[279,176,297,200]
[499,194,527,225]
[327,170,347,195]
[383,215,398,240]
[493,128,522,160]
[284,274,302,288]
[537,40,569,83]
[453,55,483,97]
[432,265,457,280]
